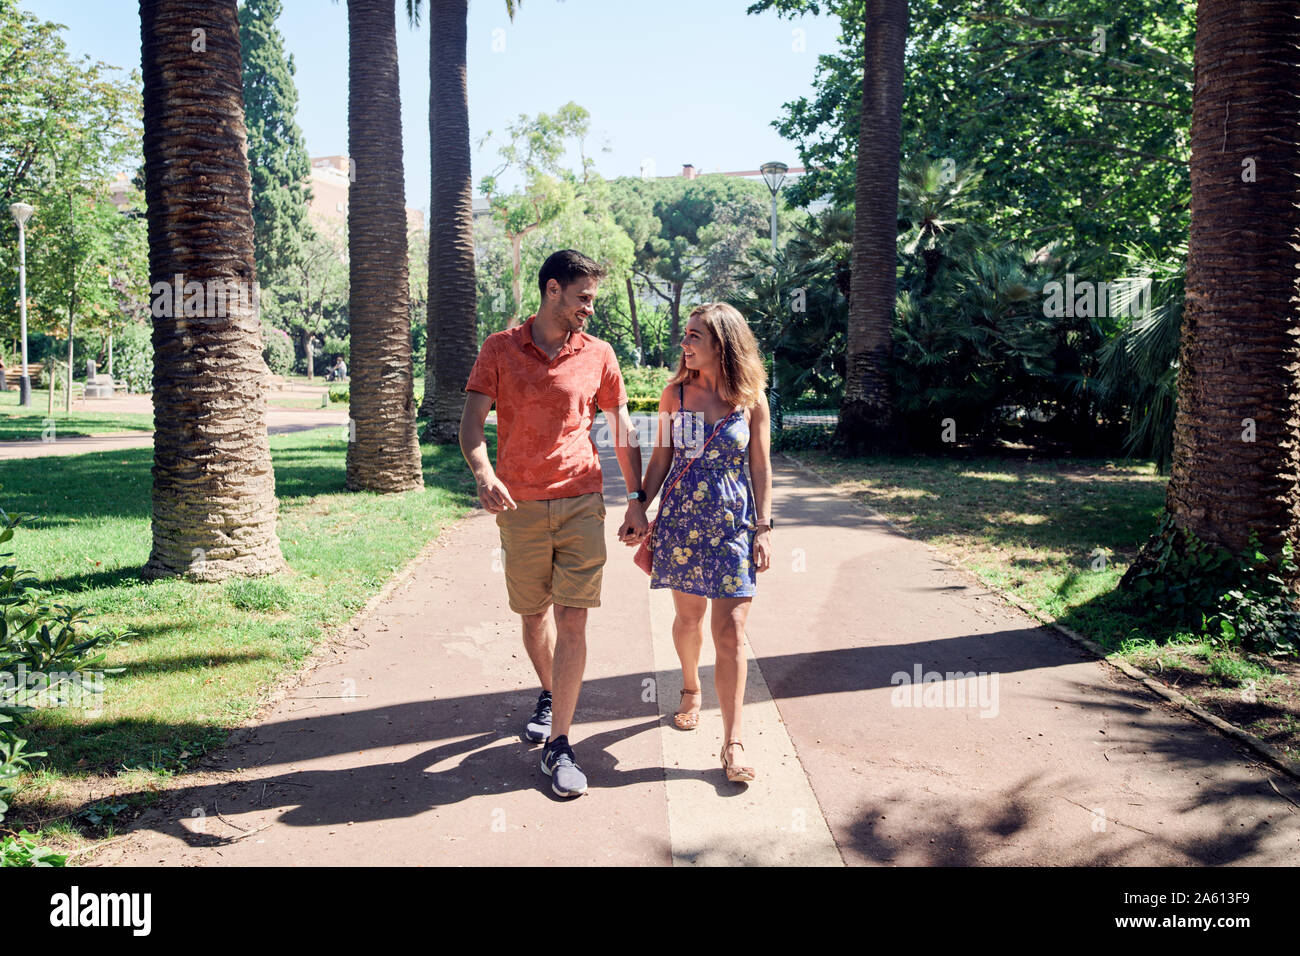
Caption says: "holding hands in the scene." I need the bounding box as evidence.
[619,503,649,545]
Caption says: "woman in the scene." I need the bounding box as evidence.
[635,302,773,783]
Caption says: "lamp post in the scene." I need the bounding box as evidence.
[759,161,788,250]
[9,202,34,406]
[759,163,788,428]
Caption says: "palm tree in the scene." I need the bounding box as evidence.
[834,0,908,454]
[345,0,423,492]
[1093,244,1184,474]
[409,0,524,442]
[422,0,478,443]
[897,158,985,297]
[1158,1,1300,557]
[140,0,285,580]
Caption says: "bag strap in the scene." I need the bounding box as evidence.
[658,386,725,507]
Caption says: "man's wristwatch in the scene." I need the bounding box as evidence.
[626,490,647,503]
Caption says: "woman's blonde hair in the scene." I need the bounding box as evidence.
[667,302,768,409]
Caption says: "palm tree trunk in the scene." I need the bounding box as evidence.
[835,0,907,454]
[345,0,423,492]
[421,0,479,444]
[302,328,313,380]
[140,0,285,581]
[1162,0,1300,556]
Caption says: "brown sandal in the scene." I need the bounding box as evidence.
[721,740,755,782]
[673,689,702,730]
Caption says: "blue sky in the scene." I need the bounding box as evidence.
[22,0,844,216]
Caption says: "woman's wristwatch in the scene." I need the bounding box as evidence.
[756,517,774,531]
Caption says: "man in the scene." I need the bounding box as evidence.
[460,249,648,798]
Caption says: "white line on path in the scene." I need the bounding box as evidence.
[646,585,843,866]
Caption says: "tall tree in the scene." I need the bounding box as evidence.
[346,0,423,492]
[757,0,1194,263]
[238,0,315,348]
[610,173,769,365]
[422,0,477,442]
[139,0,285,579]
[277,220,349,379]
[1158,0,1300,556]
[480,102,595,321]
[833,0,907,452]
[408,0,523,441]
[0,4,141,358]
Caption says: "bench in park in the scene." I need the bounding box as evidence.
[0,364,38,389]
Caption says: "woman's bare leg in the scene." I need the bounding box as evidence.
[671,590,708,717]
[711,596,753,749]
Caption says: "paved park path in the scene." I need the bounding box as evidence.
[91,433,1300,866]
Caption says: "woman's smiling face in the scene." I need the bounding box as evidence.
[680,314,719,371]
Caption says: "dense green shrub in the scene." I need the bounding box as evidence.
[771,425,836,454]
[1092,245,1185,474]
[621,365,672,399]
[891,246,1066,444]
[725,160,1190,459]
[0,510,120,826]
[262,324,294,376]
[113,321,153,394]
[730,209,849,410]
[1123,515,1300,658]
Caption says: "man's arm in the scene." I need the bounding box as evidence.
[607,402,648,542]
[459,390,517,513]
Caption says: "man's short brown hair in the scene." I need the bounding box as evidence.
[538,249,606,299]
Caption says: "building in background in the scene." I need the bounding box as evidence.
[673,162,810,185]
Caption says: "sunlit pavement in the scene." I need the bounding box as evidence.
[85,427,1300,866]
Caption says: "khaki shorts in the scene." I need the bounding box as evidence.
[495,492,607,614]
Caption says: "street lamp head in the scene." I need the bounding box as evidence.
[759,161,788,195]
[9,202,34,226]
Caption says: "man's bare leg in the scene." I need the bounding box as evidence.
[520,607,555,692]
[548,604,587,740]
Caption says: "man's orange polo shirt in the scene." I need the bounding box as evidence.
[464,314,628,501]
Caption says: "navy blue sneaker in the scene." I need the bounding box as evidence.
[540,735,587,798]
[523,691,552,744]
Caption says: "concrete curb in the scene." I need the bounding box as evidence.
[777,450,1300,785]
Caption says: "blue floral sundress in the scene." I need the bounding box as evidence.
[650,384,757,599]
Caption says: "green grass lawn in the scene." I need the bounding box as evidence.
[790,449,1300,762]
[0,389,154,440]
[2,424,488,845]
